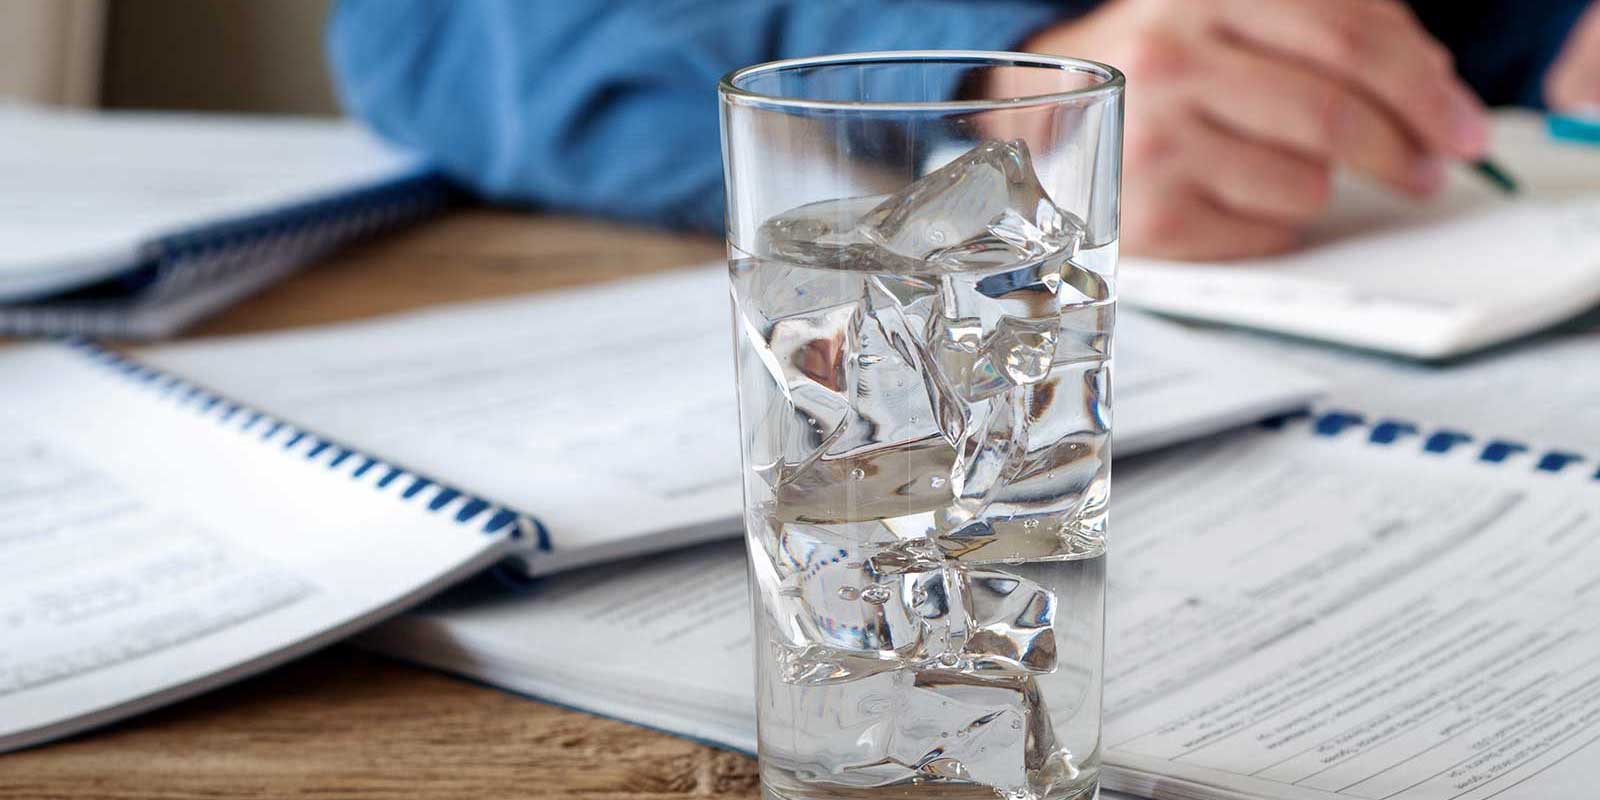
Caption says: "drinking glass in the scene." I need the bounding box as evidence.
[719,51,1123,800]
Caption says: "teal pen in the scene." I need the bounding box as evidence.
[1470,158,1519,195]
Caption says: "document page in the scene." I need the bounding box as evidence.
[0,346,508,752]
[1104,430,1600,800]
[364,539,758,749]
[144,265,1321,575]
[368,425,1600,800]
[1225,326,1600,456]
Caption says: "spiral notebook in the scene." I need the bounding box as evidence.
[138,264,1326,577]
[363,402,1600,800]
[0,343,532,753]
[0,105,451,339]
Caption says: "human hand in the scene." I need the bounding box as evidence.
[1546,2,1600,110]
[1021,0,1491,259]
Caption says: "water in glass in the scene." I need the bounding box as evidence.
[730,139,1113,800]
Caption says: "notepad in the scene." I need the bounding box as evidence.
[363,401,1600,800]
[0,105,449,338]
[0,344,525,753]
[1121,111,1600,360]
[139,264,1325,576]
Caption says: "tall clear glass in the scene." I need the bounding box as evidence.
[719,52,1123,800]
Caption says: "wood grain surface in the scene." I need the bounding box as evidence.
[2,209,758,799]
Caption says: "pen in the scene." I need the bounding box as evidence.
[1470,158,1519,195]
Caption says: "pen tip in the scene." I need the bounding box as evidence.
[1472,159,1520,195]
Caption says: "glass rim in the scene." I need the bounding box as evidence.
[718,50,1124,113]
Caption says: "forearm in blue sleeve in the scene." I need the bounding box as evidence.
[327,0,1078,232]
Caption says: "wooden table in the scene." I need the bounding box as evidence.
[3,210,761,799]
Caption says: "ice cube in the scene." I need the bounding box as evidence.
[764,522,924,661]
[772,439,955,525]
[865,274,968,447]
[769,670,909,786]
[771,552,1061,679]
[1009,370,1109,486]
[990,316,1059,386]
[816,290,941,465]
[889,671,1061,796]
[947,388,1030,520]
[857,139,1081,269]
[989,353,1111,530]
[774,643,902,685]
[927,313,1012,401]
[729,267,865,488]
[756,140,1086,276]
[882,563,1059,676]
[758,524,960,681]
[760,525,1052,683]
[961,569,1058,675]
[899,254,1069,410]
[772,669,1058,794]
[756,195,888,271]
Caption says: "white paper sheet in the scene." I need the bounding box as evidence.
[1103,430,1600,800]
[1222,326,1600,457]
[144,265,1323,575]
[0,346,509,752]
[1121,112,1600,359]
[366,426,1600,800]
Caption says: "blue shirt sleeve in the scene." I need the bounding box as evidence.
[328,0,1070,232]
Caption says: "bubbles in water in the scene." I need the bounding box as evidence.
[850,467,866,481]
[860,584,893,605]
[838,586,861,601]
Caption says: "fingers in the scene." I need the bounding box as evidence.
[1173,119,1331,224]
[1022,0,1492,260]
[1546,2,1600,110]
[1211,0,1489,158]
[1123,111,1323,258]
[1187,43,1444,197]
[1122,180,1301,261]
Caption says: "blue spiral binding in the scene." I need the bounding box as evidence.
[0,173,455,339]
[143,172,453,299]
[1261,408,1598,481]
[65,339,553,550]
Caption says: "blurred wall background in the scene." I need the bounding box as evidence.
[0,0,339,115]
[0,0,106,106]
